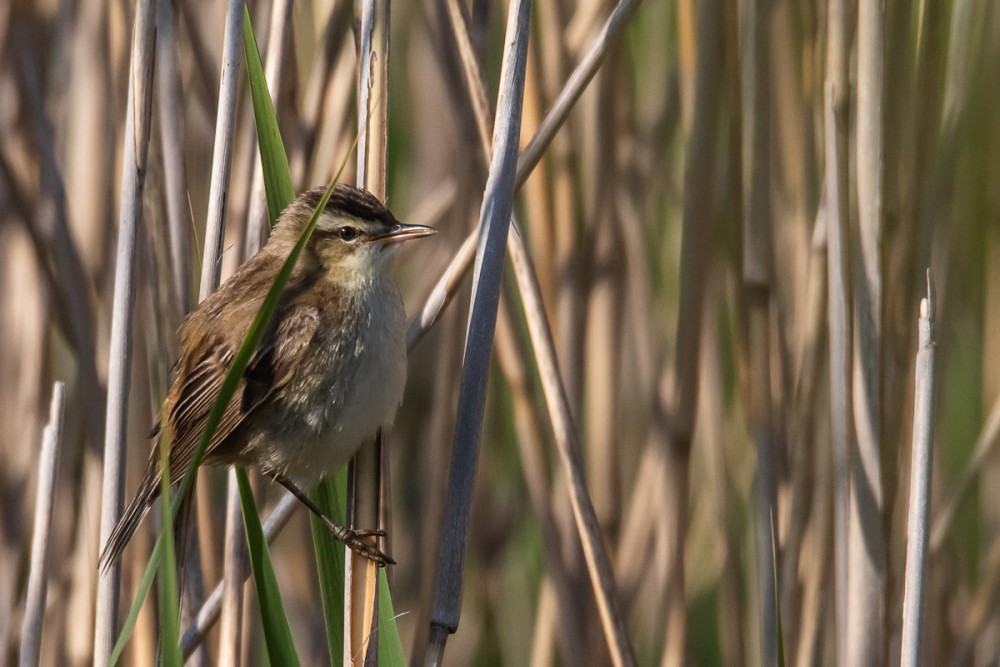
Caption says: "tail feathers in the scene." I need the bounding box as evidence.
[99,469,161,571]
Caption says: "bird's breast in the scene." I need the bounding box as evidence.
[261,283,407,486]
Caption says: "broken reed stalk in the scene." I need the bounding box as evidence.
[426,0,532,662]
[19,382,65,667]
[901,276,936,667]
[93,1,156,663]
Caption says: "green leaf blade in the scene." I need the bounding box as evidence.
[309,472,347,665]
[236,468,301,667]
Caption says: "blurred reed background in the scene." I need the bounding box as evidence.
[1,0,1000,664]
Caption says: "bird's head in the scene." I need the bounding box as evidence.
[269,185,435,285]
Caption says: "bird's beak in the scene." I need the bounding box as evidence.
[368,223,437,245]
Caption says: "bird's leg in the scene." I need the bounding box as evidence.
[271,472,394,566]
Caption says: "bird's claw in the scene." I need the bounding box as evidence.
[343,528,395,567]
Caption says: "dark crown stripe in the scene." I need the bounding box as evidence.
[297,184,396,225]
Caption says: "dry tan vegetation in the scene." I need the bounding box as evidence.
[2,0,1000,664]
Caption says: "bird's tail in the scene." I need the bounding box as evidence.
[99,460,161,571]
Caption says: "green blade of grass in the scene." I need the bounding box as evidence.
[377,571,405,665]
[309,472,347,664]
[242,4,294,226]
[236,468,301,666]
[157,446,182,667]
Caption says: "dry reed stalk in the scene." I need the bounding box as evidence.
[824,0,851,649]
[438,0,639,661]
[508,235,637,667]
[900,277,936,667]
[737,0,781,661]
[344,1,393,664]
[93,1,156,662]
[658,0,725,663]
[697,281,746,665]
[580,55,624,541]
[19,382,65,667]
[201,0,245,298]
[198,1,247,663]
[427,0,533,662]
[848,0,886,661]
[781,214,828,660]
[528,581,558,667]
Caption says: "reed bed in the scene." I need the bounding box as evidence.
[2,0,999,665]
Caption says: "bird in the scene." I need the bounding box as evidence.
[100,184,435,568]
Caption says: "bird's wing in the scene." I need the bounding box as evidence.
[242,305,321,411]
[163,303,321,476]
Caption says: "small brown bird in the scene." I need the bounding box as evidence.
[101,185,434,568]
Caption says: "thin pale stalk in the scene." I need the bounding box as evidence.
[349,0,391,664]
[244,0,293,259]
[200,3,246,664]
[19,382,65,667]
[93,1,156,663]
[426,0,532,662]
[824,64,852,667]
[528,581,558,667]
[218,472,246,667]
[659,0,725,662]
[901,278,936,667]
[739,0,778,661]
[699,287,746,665]
[156,0,193,317]
[849,0,886,661]
[200,0,245,297]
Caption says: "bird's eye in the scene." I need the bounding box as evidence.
[337,226,358,241]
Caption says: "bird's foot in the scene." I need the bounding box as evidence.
[270,472,395,566]
[335,525,395,567]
